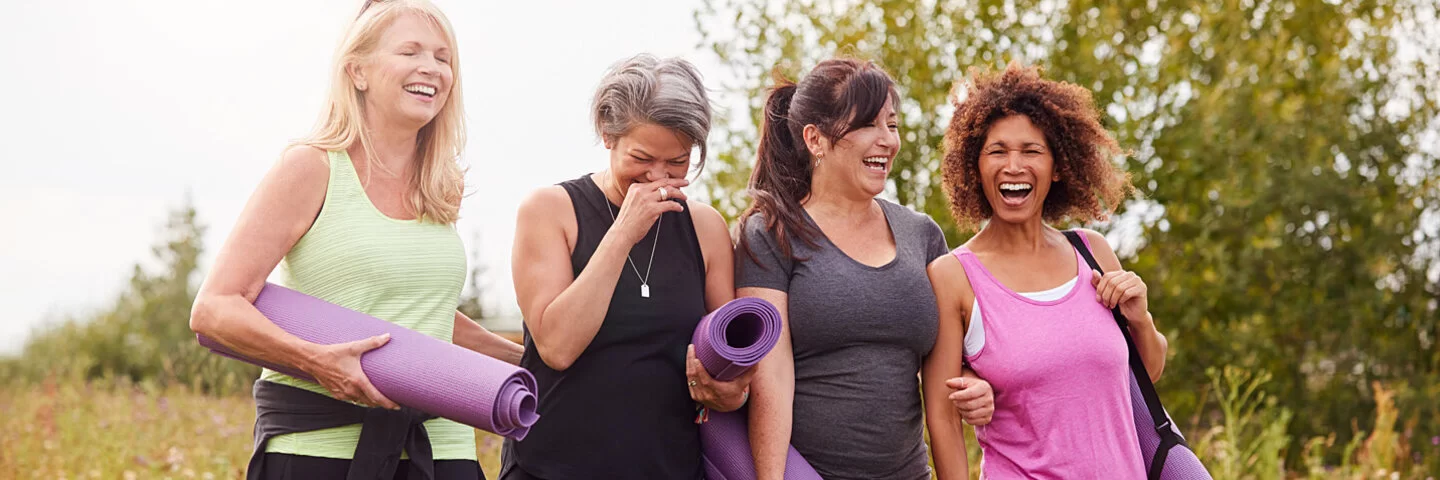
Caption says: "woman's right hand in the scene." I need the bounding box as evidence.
[945,374,994,426]
[304,333,400,409]
[609,178,689,245]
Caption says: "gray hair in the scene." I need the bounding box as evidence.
[592,54,712,169]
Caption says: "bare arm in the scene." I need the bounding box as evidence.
[1081,228,1168,381]
[512,178,689,371]
[189,146,397,409]
[683,202,753,412]
[923,255,970,479]
[738,286,793,480]
[453,311,523,366]
[693,202,737,311]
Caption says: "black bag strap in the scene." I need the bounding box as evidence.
[1063,230,1184,479]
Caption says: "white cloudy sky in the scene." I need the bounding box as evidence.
[3,1,1435,356]
[0,0,745,354]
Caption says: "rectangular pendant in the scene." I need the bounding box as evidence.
[641,284,650,298]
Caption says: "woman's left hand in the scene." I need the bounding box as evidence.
[1092,269,1152,327]
[686,344,756,413]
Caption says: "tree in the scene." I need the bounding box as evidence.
[2,202,513,394]
[8,196,260,394]
[696,0,1440,464]
[457,231,491,327]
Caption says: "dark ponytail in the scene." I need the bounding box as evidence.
[738,59,899,263]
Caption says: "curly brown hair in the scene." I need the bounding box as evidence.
[941,62,1132,229]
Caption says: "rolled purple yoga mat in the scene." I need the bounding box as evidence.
[197,282,539,440]
[691,297,821,480]
[700,411,822,480]
[691,297,782,382]
[1129,374,1212,479]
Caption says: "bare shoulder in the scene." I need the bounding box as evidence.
[1073,227,1123,271]
[517,185,572,218]
[251,145,329,217]
[688,200,734,269]
[928,249,975,329]
[1074,227,1110,249]
[203,145,331,298]
[273,145,330,182]
[687,200,731,241]
[928,252,972,297]
[515,185,575,245]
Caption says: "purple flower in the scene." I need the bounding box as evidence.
[1431,435,1439,446]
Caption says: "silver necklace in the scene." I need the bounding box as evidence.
[603,180,661,299]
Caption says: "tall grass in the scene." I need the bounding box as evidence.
[0,374,253,479]
[0,372,507,480]
[1,369,1433,479]
[1188,367,1434,479]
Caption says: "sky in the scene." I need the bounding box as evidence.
[0,0,740,354]
[3,1,1435,356]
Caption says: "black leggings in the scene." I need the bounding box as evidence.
[258,453,485,480]
[497,466,540,480]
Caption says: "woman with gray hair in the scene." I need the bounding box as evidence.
[500,54,752,479]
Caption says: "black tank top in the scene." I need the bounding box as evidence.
[501,174,707,480]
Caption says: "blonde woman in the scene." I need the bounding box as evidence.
[189,1,520,479]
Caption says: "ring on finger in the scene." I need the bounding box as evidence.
[659,187,669,200]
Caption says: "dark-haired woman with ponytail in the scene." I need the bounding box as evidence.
[734,58,994,479]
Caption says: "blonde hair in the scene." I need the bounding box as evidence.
[293,0,466,224]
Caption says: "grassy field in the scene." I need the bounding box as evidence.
[1,373,1432,479]
[0,378,505,480]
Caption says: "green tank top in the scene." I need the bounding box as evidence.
[261,149,476,460]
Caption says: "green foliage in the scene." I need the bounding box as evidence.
[695,0,975,241]
[1193,366,1293,479]
[457,232,491,326]
[0,200,509,475]
[696,0,1440,469]
[1190,368,1427,478]
[0,197,499,396]
[0,198,259,395]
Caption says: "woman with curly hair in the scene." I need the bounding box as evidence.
[923,61,1167,479]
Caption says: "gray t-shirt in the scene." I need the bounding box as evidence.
[736,198,948,480]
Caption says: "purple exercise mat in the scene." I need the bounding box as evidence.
[691,297,821,480]
[700,411,822,480]
[1128,374,1212,479]
[197,282,539,440]
[691,297,782,382]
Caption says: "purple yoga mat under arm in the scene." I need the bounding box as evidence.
[691,297,782,381]
[690,297,821,480]
[197,282,539,440]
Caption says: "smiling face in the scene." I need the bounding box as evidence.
[812,96,901,198]
[604,123,694,197]
[977,114,1059,225]
[349,13,454,131]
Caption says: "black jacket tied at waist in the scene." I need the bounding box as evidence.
[247,379,438,480]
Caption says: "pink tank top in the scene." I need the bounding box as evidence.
[953,237,1145,479]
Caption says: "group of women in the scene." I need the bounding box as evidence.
[189,1,1171,479]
